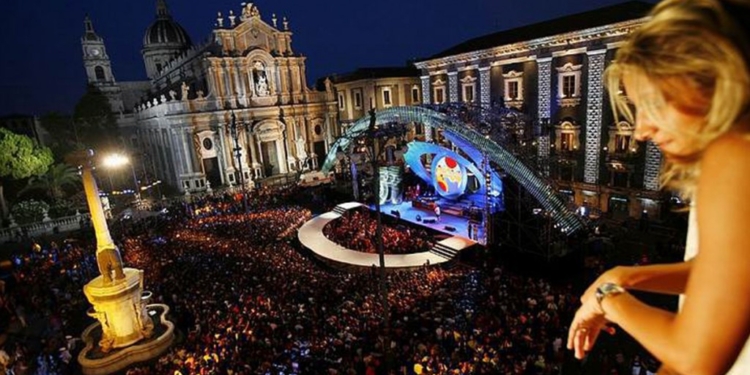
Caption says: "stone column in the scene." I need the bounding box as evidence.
[169,129,186,176]
[537,57,553,177]
[584,49,607,185]
[247,129,260,178]
[241,62,252,98]
[299,61,308,91]
[448,71,458,103]
[643,141,662,191]
[233,59,244,102]
[157,130,170,184]
[204,65,214,97]
[479,66,491,108]
[80,166,116,254]
[222,63,232,98]
[420,75,430,104]
[281,121,292,174]
[240,122,252,175]
[255,135,265,174]
[179,128,194,175]
[397,83,404,107]
[213,126,227,184]
[278,61,289,96]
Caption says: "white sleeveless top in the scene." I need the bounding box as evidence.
[682,207,750,375]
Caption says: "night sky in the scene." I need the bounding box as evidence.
[0,0,650,117]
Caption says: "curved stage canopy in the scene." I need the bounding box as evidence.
[321,106,585,235]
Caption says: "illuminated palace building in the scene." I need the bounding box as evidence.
[409,1,662,219]
[81,1,338,192]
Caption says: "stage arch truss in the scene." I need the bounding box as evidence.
[321,105,585,235]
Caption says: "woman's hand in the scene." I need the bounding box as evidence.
[581,266,630,304]
[567,296,616,360]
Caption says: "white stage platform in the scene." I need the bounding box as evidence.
[298,202,475,269]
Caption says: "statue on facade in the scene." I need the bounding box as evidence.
[295,136,307,159]
[181,82,190,101]
[256,74,269,97]
[324,77,333,92]
[196,90,205,100]
[169,90,177,101]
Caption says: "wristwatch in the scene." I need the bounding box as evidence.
[595,282,626,308]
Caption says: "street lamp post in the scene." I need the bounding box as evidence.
[229,112,249,213]
[102,153,141,207]
[483,151,493,245]
[367,108,391,366]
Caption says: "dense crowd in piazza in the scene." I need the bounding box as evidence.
[322,207,434,255]
[0,186,678,375]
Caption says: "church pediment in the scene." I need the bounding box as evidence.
[215,3,291,56]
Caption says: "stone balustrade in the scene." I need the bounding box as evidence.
[0,213,91,242]
[135,88,331,119]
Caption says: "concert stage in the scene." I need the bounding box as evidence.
[298,202,475,270]
[378,200,485,241]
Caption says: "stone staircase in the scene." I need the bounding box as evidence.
[430,242,460,260]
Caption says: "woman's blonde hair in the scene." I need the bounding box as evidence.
[605,0,750,200]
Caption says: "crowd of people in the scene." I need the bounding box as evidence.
[0,238,97,375]
[323,207,434,255]
[0,185,668,375]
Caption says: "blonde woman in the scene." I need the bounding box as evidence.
[567,1,750,374]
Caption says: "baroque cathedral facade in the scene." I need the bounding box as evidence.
[81,1,338,193]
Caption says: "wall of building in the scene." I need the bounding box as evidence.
[414,16,664,220]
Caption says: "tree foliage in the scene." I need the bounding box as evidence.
[10,199,49,225]
[0,128,54,181]
[39,111,83,155]
[73,85,119,151]
[18,163,80,201]
[0,128,54,219]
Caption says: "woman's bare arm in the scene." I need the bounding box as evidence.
[602,135,750,375]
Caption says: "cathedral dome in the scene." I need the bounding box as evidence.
[142,0,191,50]
[143,18,191,48]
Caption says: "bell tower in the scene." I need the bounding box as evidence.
[81,15,124,112]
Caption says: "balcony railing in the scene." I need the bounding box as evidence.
[0,213,91,243]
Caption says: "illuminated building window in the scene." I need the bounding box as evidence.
[354,90,362,109]
[383,87,392,107]
[460,74,477,103]
[507,81,519,100]
[561,132,574,151]
[434,87,445,104]
[463,84,475,103]
[562,75,576,97]
[432,77,446,104]
[556,62,582,107]
[412,85,420,103]
[608,121,636,153]
[555,121,580,151]
[615,134,630,152]
[502,70,523,109]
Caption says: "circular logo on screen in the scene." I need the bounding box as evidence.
[431,154,467,199]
